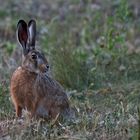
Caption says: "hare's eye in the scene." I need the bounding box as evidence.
[31,54,37,59]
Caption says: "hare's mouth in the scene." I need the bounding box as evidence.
[39,64,49,73]
[34,69,47,74]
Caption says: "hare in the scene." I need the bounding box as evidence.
[10,19,70,119]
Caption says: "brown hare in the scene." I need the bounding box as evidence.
[10,19,70,120]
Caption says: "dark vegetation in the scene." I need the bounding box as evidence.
[0,0,140,139]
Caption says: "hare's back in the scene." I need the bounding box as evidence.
[41,75,69,107]
[36,75,69,103]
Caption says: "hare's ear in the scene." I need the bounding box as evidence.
[28,19,36,48]
[17,20,29,55]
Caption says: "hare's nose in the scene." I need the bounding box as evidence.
[40,64,49,73]
[46,64,49,70]
[43,64,49,73]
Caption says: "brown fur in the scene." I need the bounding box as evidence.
[10,67,37,117]
[10,19,70,119]
[10,66,70,119]
[34,74,70,119]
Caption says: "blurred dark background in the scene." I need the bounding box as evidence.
[0,0,140,90]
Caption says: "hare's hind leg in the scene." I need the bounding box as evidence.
[15,104,22,118]
[50,108,60,119]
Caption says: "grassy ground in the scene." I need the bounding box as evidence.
[0,0,140,139]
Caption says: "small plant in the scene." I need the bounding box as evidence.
[0,81,13,119]
[5,41,16,55]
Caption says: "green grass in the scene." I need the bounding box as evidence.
[0,82,13,120]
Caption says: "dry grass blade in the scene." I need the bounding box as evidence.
[137,107,140,140]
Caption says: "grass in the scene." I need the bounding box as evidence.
[0,0,140,139]
[1,82,139,139]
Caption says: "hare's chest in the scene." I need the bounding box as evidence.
[10,67,37,109]
[11,67,37,94]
